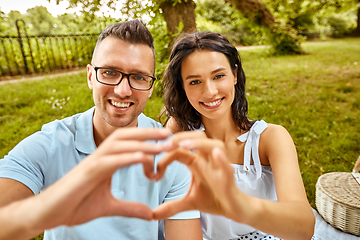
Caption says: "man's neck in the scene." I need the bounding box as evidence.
[91,110,139,147]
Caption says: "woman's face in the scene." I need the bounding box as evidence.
[181,50,237,121]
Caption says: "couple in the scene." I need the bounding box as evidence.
[0,19,316,240]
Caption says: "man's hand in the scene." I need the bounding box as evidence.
[28,128,172,231]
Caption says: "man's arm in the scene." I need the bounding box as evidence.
[164,219,202,240]
[0,128,173,240]
[0,178,34,207]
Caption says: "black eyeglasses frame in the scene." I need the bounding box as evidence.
[91,64,156,91]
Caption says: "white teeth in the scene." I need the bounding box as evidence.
[111,100,130,108]
[203,99,221,107]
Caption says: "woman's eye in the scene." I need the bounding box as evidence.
[190,80,200,85]
[214,74,225,80]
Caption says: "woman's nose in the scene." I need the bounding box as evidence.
[203,80,218,97]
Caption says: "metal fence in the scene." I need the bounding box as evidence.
[0,19,99,79]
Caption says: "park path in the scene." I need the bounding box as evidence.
[0,45,267,85]
[0,67,87,85]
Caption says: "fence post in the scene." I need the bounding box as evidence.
[15,19,29,74]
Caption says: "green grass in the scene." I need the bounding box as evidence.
[240,38,360,206]
[0,39,359,239]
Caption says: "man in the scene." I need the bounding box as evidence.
[0,19,202,239]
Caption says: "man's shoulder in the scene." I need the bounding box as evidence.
[138,113,163,129]
[41,108,93,133]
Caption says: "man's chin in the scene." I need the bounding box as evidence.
[106,116,138,128]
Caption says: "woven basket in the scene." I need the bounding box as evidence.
[315,156,360,236]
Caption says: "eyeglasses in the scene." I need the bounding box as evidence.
[91,64,156,91]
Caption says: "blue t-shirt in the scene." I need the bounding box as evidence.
[0,107,199,240]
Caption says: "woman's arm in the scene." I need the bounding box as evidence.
[236,124,314,239]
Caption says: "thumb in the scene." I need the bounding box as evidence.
[152,198,194,220]
[108,200,153,221]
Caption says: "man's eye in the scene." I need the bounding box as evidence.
[214,74,225,80]
[133,75,146,81]
[104,70,117,76]
[190,80,200,85]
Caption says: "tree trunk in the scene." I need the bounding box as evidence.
[224,0,276,28]
[159,0,197,35]
[353,0,360,36]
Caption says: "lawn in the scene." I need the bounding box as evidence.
[0,38,359,224]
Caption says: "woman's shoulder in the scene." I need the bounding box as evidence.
[260,123,294,149]
[263,123,287,133]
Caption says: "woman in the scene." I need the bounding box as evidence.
[156,32,316,240]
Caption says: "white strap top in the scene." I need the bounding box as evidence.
[201,120,277,240]
[237,120,268,179]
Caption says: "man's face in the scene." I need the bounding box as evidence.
[87,36,155,130]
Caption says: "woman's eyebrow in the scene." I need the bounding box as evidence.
[185,74,201,80]
[211,67,227,74]
[184,67,227,80]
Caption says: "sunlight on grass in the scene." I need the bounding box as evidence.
[240,38,360,206]
[0,38,359,215]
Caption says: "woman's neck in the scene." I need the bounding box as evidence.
[202,112,241,142]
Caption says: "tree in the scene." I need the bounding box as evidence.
[262,0,360,35]
[159,0,196,34]
[224,0,275,28]
[26,6,59,35]
[6,11,25,35]
[353,0,360,36]
[52,0,305,55]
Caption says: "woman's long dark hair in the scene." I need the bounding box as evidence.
[162,32,253,131]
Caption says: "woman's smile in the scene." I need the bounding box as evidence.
[201,97,224,109]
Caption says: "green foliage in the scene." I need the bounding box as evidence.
[327,14,357,37]
[262,0,359,38]
[147,14,172,89]
[195,0,269,46]
[26,6,59,35]
[268,23,305,55]
[0,6,109,36]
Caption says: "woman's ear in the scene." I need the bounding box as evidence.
[233,64,238,85]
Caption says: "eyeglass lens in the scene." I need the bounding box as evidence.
[96,68,154,90]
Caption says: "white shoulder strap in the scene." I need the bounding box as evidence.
[237,120,268,179]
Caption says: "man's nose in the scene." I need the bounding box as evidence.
[114,76,132,96]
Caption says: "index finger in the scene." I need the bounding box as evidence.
[177,138,226,156]
[169,130,207,146]
[109,128,171,142]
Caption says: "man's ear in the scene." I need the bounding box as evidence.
[147,84,154,98]
[87,64,94,90]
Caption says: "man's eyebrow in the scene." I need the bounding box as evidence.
[185,67,227,80]
[98,65,152,75]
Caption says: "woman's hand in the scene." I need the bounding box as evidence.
[153,131,247,221]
